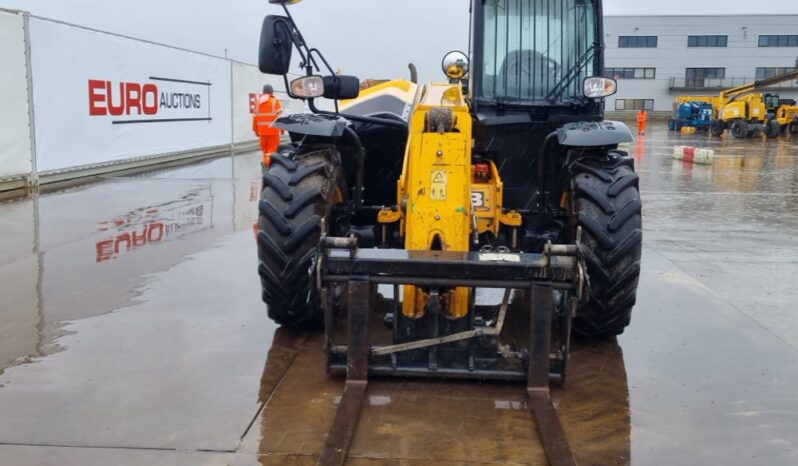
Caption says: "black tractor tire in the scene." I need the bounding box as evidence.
[731,120,748,139]
[257,146,343,327]
[764,120,781,138]
[570,153,642,338]
[710,120,725,137]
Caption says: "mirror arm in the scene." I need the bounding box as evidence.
[282,74,298,99]
[308,49,341,111]
[280,3,321,74]
[307,97,321,114]
[272,18,309,71]
[307,49,342,112]
[308,48,336,76]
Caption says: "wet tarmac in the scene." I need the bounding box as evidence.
[1,127,797,465]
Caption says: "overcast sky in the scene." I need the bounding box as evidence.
[4,0,798,82]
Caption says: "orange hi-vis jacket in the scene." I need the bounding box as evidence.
[252,94,283,137]
[637,110,648,126]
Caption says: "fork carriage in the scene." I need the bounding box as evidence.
[315,236,584,466]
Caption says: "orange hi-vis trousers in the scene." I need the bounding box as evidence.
[253,95,283,166]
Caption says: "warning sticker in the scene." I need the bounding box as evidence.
[431,170,447,200]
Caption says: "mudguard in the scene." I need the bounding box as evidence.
[273,113,348,137]
[556,120,635,147]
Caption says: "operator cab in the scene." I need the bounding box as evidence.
[764,93,781,112]
[469,0,616,212]
[472,0,609,109]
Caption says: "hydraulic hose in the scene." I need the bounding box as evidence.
[342,126,365,211]
[537,131,559,210]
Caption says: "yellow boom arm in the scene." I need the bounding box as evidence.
[720,69,798,102]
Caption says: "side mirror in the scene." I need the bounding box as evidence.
[323,75,360,100]
[442,51,470,80]
[259,15,293,75]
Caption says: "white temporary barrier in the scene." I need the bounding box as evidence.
[28,17,232,173]
[0,9,319,193]
[0,9,33,181]
[672,145,714,165]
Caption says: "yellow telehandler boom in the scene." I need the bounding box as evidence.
[719,69,798,103]
[710,68,798,138]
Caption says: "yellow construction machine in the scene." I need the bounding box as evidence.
[255,1,641,465]
[773,100,798,135]
[710,69,798,138]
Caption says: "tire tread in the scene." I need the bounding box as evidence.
[571,153,642,337]
[257,148,341,327]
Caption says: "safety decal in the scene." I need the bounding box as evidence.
[431,170,447,200]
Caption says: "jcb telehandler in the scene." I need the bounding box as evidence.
[256,1,641,464]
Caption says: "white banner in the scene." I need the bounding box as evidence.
[0,10,33,179]
[29,17,232,173]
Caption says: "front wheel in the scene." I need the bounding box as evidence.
[257,146,344,327]
[710,120,725,137]
[731,120,748,139]
[570,153,642,338]
[764,120,781,138]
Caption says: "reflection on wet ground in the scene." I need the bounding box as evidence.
[243,321,631,466]
[0,129,797,465]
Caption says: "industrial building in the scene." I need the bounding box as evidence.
[604,14,798,115]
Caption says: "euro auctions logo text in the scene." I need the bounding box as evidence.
[88,76,211,124]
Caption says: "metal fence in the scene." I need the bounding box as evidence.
[670,76,798,91]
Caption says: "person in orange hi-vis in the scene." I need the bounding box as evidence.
[252,84,283,167]
[637,108,648,136]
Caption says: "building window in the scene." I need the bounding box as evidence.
[615,99,654,111]
[686,68,726,79]
[604,67,656,79]
[688,35,728,47]
[756,67,797,78]
[618,36,658,48]
[759,35,798,47]
[685,67,725,87]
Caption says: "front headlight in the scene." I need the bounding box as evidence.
[583,77,617,99]
[291,76,324,98]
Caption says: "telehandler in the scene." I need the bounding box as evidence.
[255,1,642,464]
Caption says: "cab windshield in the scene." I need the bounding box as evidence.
[478,0,597,104]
